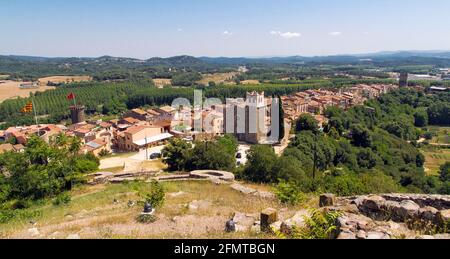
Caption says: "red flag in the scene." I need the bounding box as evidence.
[67,93,75,100]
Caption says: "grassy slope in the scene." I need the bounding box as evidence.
[0,181,315,239]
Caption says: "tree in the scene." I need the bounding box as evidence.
[0,135,98,203]
[162,139,192,171]
[244,145,278,183]
[185,141,236,172]
[350,124,373,148]
[146,180,165,209]
[295,114,319,133]
[440,162,450,182]
[428,102,450,125]
[273,156,311,191]
[414,109,429,127]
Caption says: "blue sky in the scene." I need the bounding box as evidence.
[1,0,449,58]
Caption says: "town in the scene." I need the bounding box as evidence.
[0,83,399,159]
[1,0,450,243]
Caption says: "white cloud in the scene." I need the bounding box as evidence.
[329,31,342,36]
[223,30,233,36]
[270,31,301,39]
[177,28,183,32]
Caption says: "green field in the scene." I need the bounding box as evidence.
[422,145,450,176]
[428,126,450,145]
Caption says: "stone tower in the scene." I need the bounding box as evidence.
[70,105,86,124]
[399,72,408,87]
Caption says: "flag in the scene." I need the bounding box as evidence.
[67,92,75,100]
[21,101,33,113]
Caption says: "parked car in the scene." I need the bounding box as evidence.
[236,153,242,159]
[150,153,162,160]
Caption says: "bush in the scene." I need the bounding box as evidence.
[53,193,71,206]
[275,180,306,205]
[294,209,341,239]
[136,214,157,224]
[145,181,165,209]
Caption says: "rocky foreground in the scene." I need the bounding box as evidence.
[299,194,449,239]
[227,193,450,239]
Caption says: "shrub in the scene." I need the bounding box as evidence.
[136,214,157,224]
[52,193,71,206]
[145,180,165,209]
[294,209,341,239]
[275,180,306,205]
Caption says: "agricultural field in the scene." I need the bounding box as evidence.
[197,72,238,85]
[422,146,450,176]
[38,76,92,86]
[428,126,450,145]
[0,181,313,239]
[0,80,55,103]
[241,80,261,85]
[152,78,172,88]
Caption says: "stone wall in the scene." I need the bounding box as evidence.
[324,194,450,239]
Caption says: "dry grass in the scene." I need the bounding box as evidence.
[38,76,92,86]
[241,80,261,85]
[152,78,172,88]
[0,80,55,103]
[0,181,313,239]
[197,72,238,85]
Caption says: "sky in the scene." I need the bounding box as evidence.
[1,0,450,58]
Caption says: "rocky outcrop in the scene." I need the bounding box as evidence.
[230,183,276,199]
[331,194,450,239]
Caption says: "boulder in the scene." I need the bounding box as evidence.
[361,195,386,211]
[280,210,309,236]
[419,206,439,223]
[437,209,450,226]
[319,194,336,207]
[337,230,356,239]
[261,208,278,232]
[366,231,390,240]
[270,221,283,233]
[392,200,420,221]
[232,212,256,232]
[231,184,256,195]
[233,212,256,227]
[356,230,367,239]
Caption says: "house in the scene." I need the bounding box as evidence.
[429,86,448,93]
[116,125,172,151]
[119,117,142,125]
[124,109,152,121]
[84,138,112,157]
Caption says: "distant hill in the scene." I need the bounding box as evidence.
[1,51,450,80]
